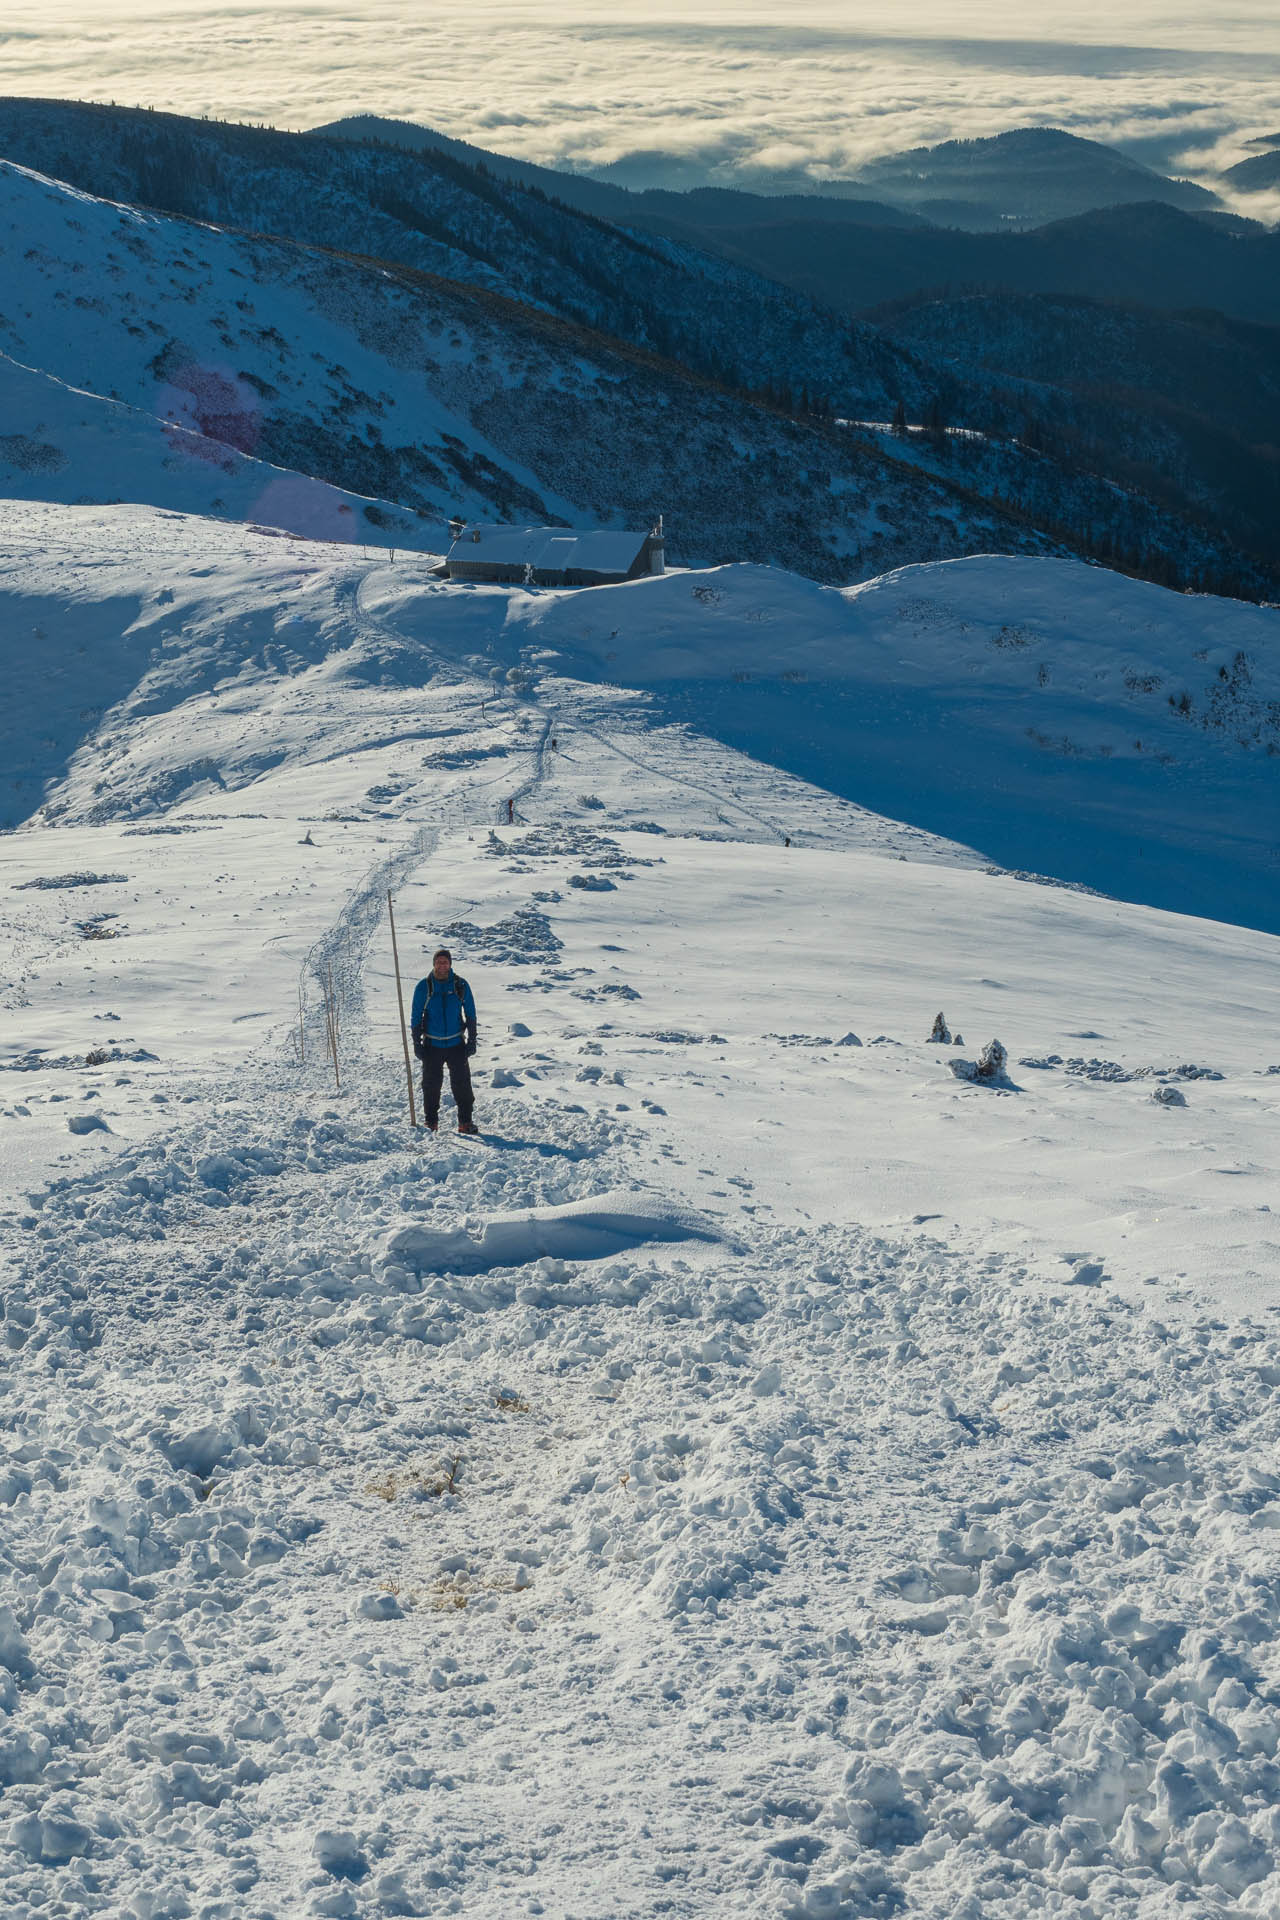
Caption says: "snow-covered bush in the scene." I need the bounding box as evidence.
[949,1039,1014,1088]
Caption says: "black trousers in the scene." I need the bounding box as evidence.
[421,1045,474,1126]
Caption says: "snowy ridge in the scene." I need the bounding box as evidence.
[5,93,1276,601]
[399,553,1280,931]
[0,157,574,540]
[2,500,1280,1917]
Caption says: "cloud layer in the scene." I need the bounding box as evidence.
[4,2,1280,196]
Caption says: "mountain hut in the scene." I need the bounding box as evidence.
[445,521,665,587]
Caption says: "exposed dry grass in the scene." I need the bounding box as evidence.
[365,1454,462,1503]
[370,1566,535,1613]
[425,1568,533,1612]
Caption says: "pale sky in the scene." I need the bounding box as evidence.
[4,2,1280,187]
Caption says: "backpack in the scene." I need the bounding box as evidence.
[424,973,467,1016]
[415,972,468,1052]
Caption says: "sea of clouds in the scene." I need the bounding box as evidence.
[4,0,1280,203]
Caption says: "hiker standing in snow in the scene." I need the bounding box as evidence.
[411,947,479,1135]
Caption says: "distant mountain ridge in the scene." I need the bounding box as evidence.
[320,118,1223,232]
[1223,148,1280,194]
[667,200,1279,328]
[849,127,1223,229]
[312,115,1280,333]
[312,112,931,231]
[318,114,1234,240]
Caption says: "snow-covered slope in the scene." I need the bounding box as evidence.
[0,349,432,544]
[3,500,1280,1920]
[0,158,570,535]
[7,499,1276,929]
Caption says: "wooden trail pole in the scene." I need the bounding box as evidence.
[387,890,418,1128]
[323,961,341,1092]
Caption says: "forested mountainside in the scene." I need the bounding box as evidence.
[687,201,1280,329]
[879,295,1280,574]
[313,113,1274,324]
[0,97,935,423]
[0,98,1277,595]
[1221,147,1280,195]
[0,157,1070,583]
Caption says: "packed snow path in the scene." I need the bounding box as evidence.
[7,1043,1280,1919]
[3,512,1280,1917]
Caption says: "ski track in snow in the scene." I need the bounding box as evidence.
[565,713,791,847]
[2,513,1280,1918]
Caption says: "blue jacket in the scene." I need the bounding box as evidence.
[411,970,477,1051]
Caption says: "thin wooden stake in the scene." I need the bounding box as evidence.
[297,980,306,1067]
[323,960,341,1091]
[323,967,331,1080]
[387,890,418,1128]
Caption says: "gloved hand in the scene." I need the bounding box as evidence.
[412,1027,425,1060]
[465,1036,477,1058]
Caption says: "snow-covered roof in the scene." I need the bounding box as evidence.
[447,524,650,573]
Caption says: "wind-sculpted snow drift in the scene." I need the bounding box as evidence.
[386,1193,719,1275]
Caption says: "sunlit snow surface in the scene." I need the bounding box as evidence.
[2,501,1280,1919]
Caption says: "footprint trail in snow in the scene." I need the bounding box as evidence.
[2,515,1280,1918]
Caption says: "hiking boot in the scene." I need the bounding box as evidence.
[424,1120,438,1133]
[457,1120,479,1136]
